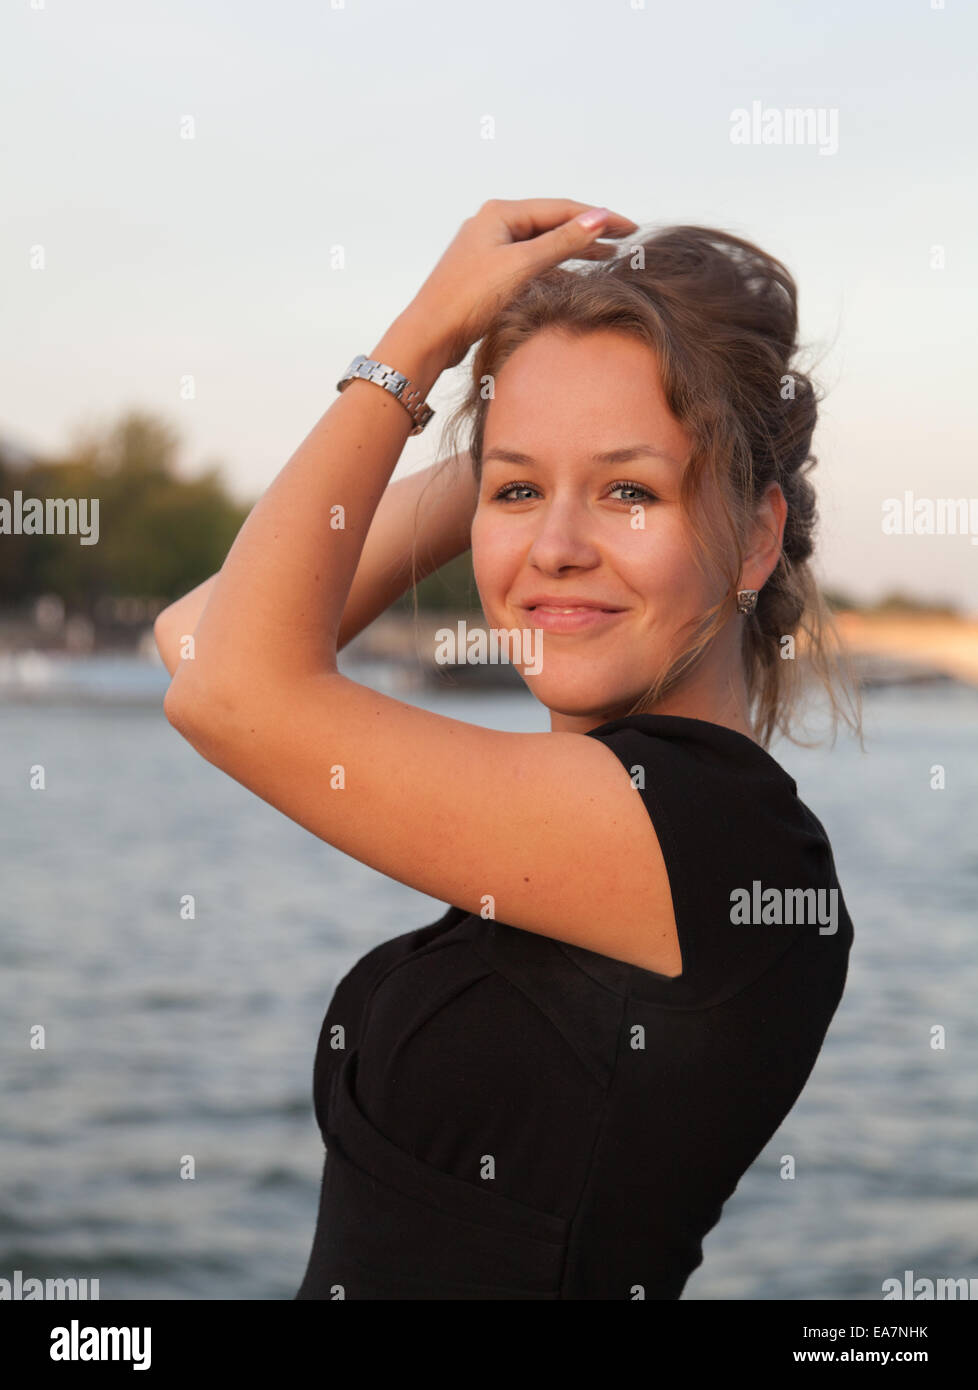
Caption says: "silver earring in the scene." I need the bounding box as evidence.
[736,589,758,616]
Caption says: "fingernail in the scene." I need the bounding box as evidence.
[577,206,609,230]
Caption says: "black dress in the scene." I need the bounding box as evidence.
[294,713,854,1300]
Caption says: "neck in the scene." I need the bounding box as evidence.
[550,643,756,741]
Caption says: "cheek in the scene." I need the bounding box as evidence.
[628,522,718,620]
[622,519,695,588]
[470,514,521,595]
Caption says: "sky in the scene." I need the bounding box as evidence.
[3,0,976,611]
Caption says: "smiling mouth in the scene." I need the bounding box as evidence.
[520,604,628,633]
[525,605,624,614]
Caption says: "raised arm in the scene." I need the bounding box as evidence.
[153,452,478,677]
[160,201,685,977]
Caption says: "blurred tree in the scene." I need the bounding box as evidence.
[821,586,861,613]
[870,590,958,617]
[0,411,250,612]
[1,411,489,619]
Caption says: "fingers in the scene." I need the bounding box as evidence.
[514,208,637,275]
[488,198,638,242]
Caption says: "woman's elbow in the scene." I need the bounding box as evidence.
[153,606,183,675]
[163,673,242,766]
[163,674,201,738]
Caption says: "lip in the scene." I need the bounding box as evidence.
[526,608,626,633]
[520,595,626,612]
[518,597,628,634]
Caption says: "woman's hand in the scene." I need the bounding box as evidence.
[403,198,639,370]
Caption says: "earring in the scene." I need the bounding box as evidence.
[736,589,758,616]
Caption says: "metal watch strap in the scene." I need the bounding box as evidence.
[336,354,435,436]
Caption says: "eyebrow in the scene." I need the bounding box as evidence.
[481,444,682,468]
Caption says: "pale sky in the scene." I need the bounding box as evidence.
[3,0,976,610]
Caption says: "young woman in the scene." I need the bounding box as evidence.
[154,198,859,1300]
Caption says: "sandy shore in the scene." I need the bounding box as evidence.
[832,612,978,686]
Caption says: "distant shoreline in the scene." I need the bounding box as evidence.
[831,611,978,688]
[0,607,975,693]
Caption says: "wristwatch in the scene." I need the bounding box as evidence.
[336,354,435,435]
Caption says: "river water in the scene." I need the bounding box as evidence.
[1,658,975,1299]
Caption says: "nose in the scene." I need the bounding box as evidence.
[524,493,603,575]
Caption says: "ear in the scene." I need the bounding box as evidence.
[740,481,787,592]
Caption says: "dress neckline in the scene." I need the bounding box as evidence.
[581,712,795,786]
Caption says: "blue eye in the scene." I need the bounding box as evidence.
[608,480,657,503]
[492,480,658,503]
[493,481,538,502]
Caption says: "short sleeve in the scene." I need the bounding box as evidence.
[583,714,852,1008]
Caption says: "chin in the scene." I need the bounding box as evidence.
[522,677,643,722]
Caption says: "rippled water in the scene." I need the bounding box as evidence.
[2,662,976,1299]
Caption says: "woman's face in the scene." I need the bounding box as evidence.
[471,328,735,732]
